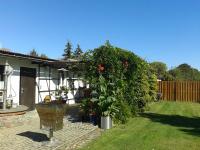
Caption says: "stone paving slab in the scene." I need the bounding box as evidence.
[63,128,101,150]
[0,110,99,150]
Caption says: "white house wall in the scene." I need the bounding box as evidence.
[37,67,60,102]
[4,57,38,105]
[0,55,86,107]
[63,71,87,104]
[0,57,59,106]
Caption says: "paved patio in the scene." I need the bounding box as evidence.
[0,109,100,150]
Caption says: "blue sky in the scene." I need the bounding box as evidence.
[0,0,200,70]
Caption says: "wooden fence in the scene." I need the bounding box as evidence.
[158,81,200,103]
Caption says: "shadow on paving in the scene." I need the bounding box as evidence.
[65,104,82,123]
[140,113,200,137]
[17,131,49,142]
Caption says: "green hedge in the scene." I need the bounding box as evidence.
[83,43,157,123]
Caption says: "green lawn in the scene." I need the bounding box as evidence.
[81,101,200,150]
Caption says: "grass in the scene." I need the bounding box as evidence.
[81,101,200,150]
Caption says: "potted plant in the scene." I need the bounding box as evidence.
[98,96,117,129]
[60,86,69,103]
[55,86,69,103]
[80,98,91,121]
[80,98,98,125]
[95,75,119,129]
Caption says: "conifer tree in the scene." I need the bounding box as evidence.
[74,44,83,58]
[29,49,39,57]
[63,41,73,60]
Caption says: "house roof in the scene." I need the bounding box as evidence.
[0,49,57,62]
[0,49,84,70]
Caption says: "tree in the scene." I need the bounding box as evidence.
[29,49,39,57]
[63,41,73,60]
[105,40,111,47]
[40,54,48,59]
[168,63,200,80]
[150,61,168,80]
[74,44,83,58]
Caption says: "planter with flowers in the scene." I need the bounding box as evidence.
[55,86,69,103]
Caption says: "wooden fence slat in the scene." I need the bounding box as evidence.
[195,82,197,102]
[198,82,200,102]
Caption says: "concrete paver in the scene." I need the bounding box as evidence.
[0,110,99,150]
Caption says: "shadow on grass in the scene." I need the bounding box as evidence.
[17,131,49,142]
[140,113,200,136]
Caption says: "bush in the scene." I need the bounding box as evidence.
[83,42,157,123]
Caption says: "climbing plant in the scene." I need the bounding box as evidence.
[83,43,157,123]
